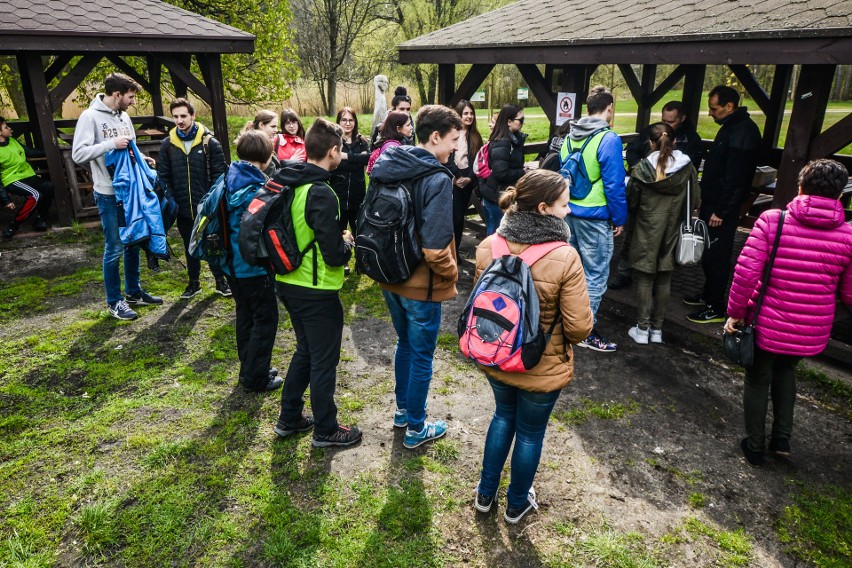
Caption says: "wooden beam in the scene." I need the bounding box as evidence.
[636,64,656,132]
[165,54,191,99]
[448,64,494,108]
[681,65,706,126]
[559,64,595,122]
[761,64,793,153]
[437,64,456,106]
[106,55,151,91]
[197,54,230,161]
[45,55,72,83]
[147,56,164,117]
[617,64,643,102]
[648,65,686,107]
[774,64,836,208]
[49,54,102,110]
[728,65,770,114]
[161,54,211,104]
[16,55,40,146]
[517,64,556,122]
[808,112,852,159]
[19,53,72,225]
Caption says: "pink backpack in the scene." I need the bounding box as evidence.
[473,142,491,180]
[458,236,567,373]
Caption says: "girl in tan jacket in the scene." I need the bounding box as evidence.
[473,170,593,524]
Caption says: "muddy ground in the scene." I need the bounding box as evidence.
[1,225,850,567]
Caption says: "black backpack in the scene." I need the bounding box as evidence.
[355,175,429,284]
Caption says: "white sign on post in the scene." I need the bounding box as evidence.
[556,92,576,126]
[471,90,486,102]
[517,88,529,100]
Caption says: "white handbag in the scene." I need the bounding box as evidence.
[675,179,709,266]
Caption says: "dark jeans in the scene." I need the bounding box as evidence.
[479,376,561,509]
[699,204,740,310]
[176,215,224,282]
[743,345,802,452]
[227,275,278,389]
[277,289,343,436]
[5,175,53,222]
[452,183,475,253]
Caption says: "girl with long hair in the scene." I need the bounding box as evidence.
[366,111,412,175]
[331,107,370,234]
[480,104,527,235]
[241,109,280,175]
[275,108,306,162]
[448,100,484,253]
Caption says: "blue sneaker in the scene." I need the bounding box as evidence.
[393,408,407,428]
[403,420,447,449]
[126,290,163,306]
[577,331,617,353]
[109,299,138,321]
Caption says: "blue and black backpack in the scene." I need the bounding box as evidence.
[559,127,610,200]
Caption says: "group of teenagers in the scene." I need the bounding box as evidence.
[48,72,851,525]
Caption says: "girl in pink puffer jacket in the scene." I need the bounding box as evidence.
[725,159,852,467]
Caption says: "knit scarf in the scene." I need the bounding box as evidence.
[176,123,199,140]
[497,210,570,244]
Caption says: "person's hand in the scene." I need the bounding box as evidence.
[613,225,624,237]
[708,213,723,227]
[113,136,131,150]
[144,156,156,168]
[724,317,744,334]
[292,148,307,161]
[341,152,349,161]
[4,202,15,210]
[342,230,354,245]
[455,176,471,189]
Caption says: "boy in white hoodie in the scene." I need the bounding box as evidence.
[72,73,162,321]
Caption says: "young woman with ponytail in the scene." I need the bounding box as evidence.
[473,170,592,524]
[447,100,483,253]
[625,122,698,344]
[240,109,280,175]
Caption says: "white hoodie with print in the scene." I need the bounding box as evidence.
[71,94,136,196]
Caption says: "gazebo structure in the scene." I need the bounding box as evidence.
[398,0,852,209]
[0,0,255,224]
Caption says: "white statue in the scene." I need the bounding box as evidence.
[372,75,389,132]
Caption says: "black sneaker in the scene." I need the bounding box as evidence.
[769,437,791,457]
[504,489,538,524]
[243,376,283,392]
[312,425,362,448]
[32,214,48,231]
[683,293,707,307]
[215,278,233,298]
[180,280,201,299]
[146,253,161,273]
[686,306,726,324]
[2,221,19,239]
[740,438,764,467]
[274,415,315,438]
[474,484,496,513]
[126,290,164,306]
[608,273,632,290]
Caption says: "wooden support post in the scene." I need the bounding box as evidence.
[448,64,494,108]
[197,53,230,161]
[517,64,556,123]
[436,64,455,106]
[648,65,686,107]
[761,64,793,162]
[617,64,642,103]
[16,54,41,147]
[45,55,72,83]
[774,64,836,208]
[681,65,706,127]
[635,64,656,133]
[808,112,852,159]
[559,64,595,122]
[167,54,191,99]
[147,56,164,117]
[19,54,72,225]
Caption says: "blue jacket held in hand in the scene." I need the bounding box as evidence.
[105,140,168,257]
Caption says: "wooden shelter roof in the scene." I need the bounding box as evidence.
[0,0,255,53]
[399,0,852,64]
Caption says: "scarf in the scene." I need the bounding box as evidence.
[497,210,570,244]
[176,123,199,141]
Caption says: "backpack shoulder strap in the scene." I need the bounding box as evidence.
[517,241,568,266]
[491,234,510,258]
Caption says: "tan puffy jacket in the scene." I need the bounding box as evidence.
[474,236,593,392]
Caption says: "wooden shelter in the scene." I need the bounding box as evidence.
[0,0,255,224]
[398,0,852,208]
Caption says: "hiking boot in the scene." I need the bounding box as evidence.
[215,277,232,298]
[474,484,496,513]
[3,221,19,238]
[687,306,726,324]
[504,488,538,524]
[769,437,791,457]
[649,328,663,344]
[126,290,164,306]
[683,293,707,307]
[577,331,617,353]
[740,438,764,467]
[32,214,48,231]
[628,325,649,345]
[403,420,447,449]
[274,415,315,438]
[608,273,632,290]
[180,280,201,299]
[393,408,408,428]
[312,425,363,448]
[244,376,283,393]
[109,299,138,321]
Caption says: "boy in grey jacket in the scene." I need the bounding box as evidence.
[72,73,163,321]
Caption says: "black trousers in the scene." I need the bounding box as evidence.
[452,182,475,253]
[700,204,740,310]
[227,275,278,389]
[5,175,53,223]
[277,289,343,436]
[176,215,224,281]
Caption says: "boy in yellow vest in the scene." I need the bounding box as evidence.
[272,118,361,448]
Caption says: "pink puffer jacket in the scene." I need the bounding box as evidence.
[727,195,852,356]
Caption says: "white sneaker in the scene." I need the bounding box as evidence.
[628,325,649,345]
[649,328,663,344]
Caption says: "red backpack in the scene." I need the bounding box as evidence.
[473,141,491,180]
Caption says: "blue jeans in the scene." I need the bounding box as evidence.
[566,216,613,324]
[382,290,442,432]
[479,376,560,509]
[95,192,140,305]
[482,199,503,236]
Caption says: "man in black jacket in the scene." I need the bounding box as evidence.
[157,98,229,299]
[685,86,760,323]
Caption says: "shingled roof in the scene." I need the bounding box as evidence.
[0,0,254,53]
[399,0,852,63]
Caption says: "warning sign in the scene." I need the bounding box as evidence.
[556,92,576,126]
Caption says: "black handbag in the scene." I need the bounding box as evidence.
[722,211,786,367]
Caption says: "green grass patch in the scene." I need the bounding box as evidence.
[548,522,662,568]
[776,482,851,568]
[683,517,752,567]
[552,398,641,425]
[796,365,852,420]
[688,492,706,509]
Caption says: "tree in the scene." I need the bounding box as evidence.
[291,0,387,116]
